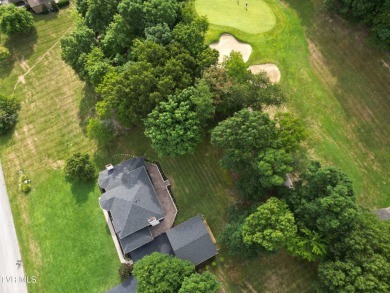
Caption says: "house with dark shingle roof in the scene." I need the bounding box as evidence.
[99,157,165,255]
[99,157,218,268]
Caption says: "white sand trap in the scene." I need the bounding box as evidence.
[210,33,252,63]
[249,64,281,83]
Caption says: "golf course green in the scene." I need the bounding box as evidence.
[195,0,276,34]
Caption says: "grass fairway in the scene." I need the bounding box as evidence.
[0,9,120,293]
[195,0,276,34]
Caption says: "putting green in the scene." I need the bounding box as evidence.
[195,0,276,34]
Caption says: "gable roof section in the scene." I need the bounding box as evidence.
[166,215,217,266]
[99,158,164,239]
[98,157,145,191]
[119,227,154,254]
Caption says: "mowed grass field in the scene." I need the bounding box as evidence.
[195,0,276,34]
[0,10,120,293]
[195,0,390,291]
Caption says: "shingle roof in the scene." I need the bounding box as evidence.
[106,276,137,293]
[166,215,217,266]
[119,227,154,254]
[99,158,164,240]
[375,207,390,221]
[130,233,174,262]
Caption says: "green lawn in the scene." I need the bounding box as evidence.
[0,9,120,293]
[195,0,276,34]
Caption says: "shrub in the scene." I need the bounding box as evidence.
[50,1,59,12]
[118,263,133,281]
[0,94,20,134]
[0,46,11,62]
[64,153,95,181]
[41,4,49,14]
[19,173,32,193]
[57,0,70,8]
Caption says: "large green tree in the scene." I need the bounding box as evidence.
[242,197,298,252]
[285,162,358,244]
[60,23,96,80]
[179,272,221,293]
[211,109,278,170]
[132,252,194,293]
[85,0,121,35]
[318,211,390,292]
[144,85,213,157]
[0,5,34,36]
[0,94,19,134]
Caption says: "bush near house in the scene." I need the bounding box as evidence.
[64,153,95,181]
[57,0,70,8]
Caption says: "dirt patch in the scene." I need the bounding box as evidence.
[263,269,288,293]
[18,58,30,72]
[18,75,26,84]
[210,33,252,63]
[248,63,281,83]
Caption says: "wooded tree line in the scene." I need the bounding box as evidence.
[324,0,390,49]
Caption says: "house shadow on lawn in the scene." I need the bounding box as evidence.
[68,178,96,204]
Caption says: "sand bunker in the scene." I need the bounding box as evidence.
[210,33,252,63]
[248,63,281,83]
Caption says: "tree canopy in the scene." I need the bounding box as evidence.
[0,5,34,36]
[132,252,195,293]
[284,162,357,244]
[242,197,298,252]
[0,94,19,134]
[144,84,214,157]
[179,272,221,293]
[318,211,390,292]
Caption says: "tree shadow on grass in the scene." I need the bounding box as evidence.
[1,29,38,79]
[78,84,98,134]
[67,177,96,205]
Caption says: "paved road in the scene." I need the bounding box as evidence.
[0,161,28,293]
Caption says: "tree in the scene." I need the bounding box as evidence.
[317,210,390,292]
[132,252,194,293]
[222,51,250,83]
[64,153,95,181]
[143,0,178,28]
[242,197,298,252]
[286,227,327,261]
[285,162,357,244]
[179,272,221,293]
[211,109,278,170]
[96,61,159,126]
[85,48,113,86]
[145,23,172,45]
[0,94,19,134]
[84,0,121,35]
[275,112,307,152]
[0,5,34,36]
[0,46,10,62]
[252,148,293,189]
[144,87,204,157]
[60,23,96,80]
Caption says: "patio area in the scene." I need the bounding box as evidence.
[146,162,177,237]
